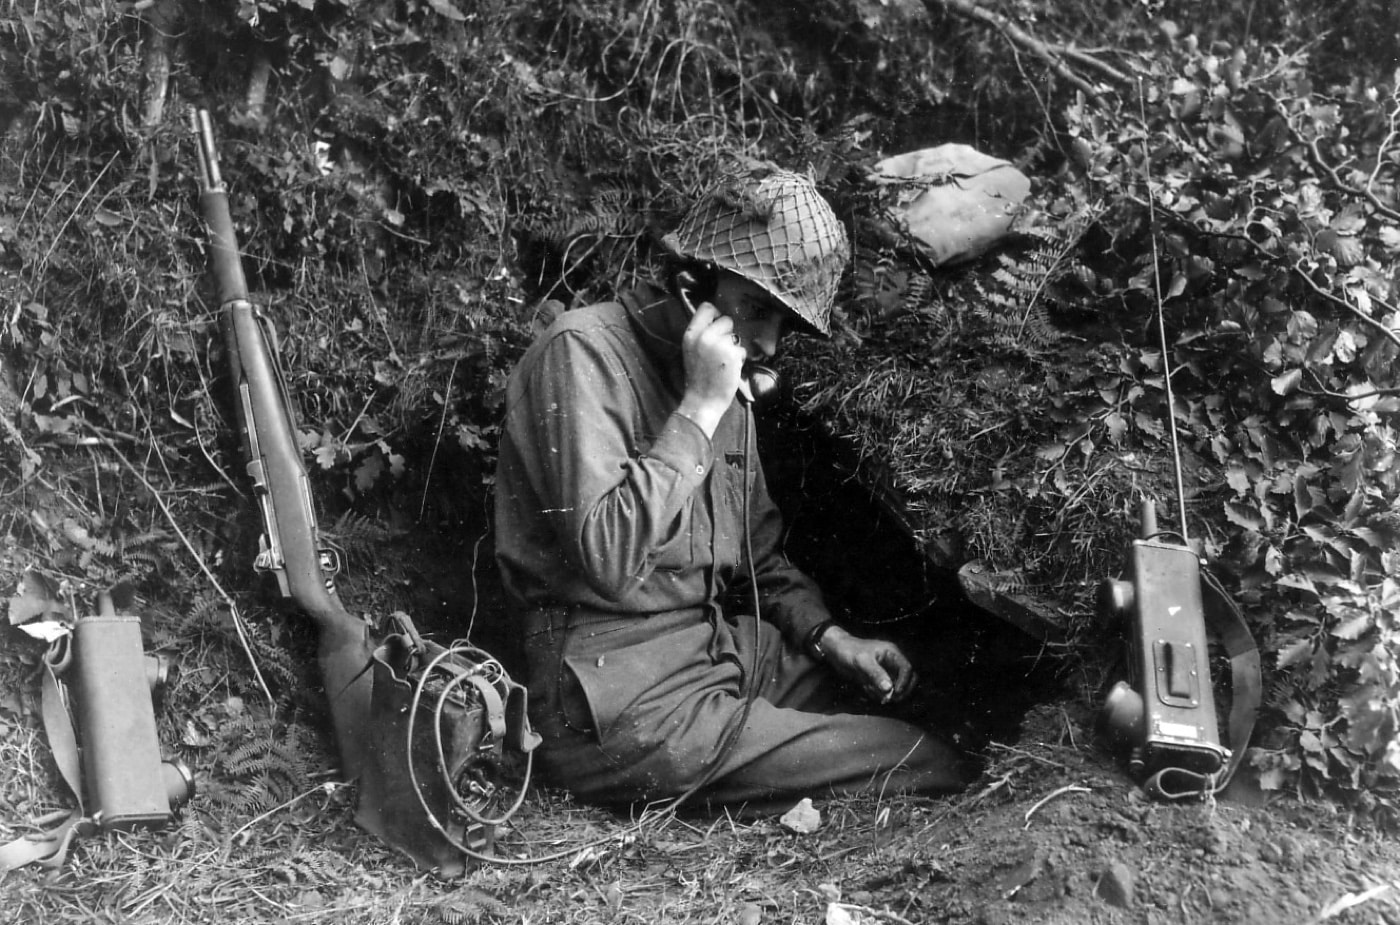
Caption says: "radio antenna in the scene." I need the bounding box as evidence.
[1139,79,1191,542]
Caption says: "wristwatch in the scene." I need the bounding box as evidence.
[805,620,836,660]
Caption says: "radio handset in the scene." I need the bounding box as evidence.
[675,271,780,408]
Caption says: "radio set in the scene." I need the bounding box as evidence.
[1097,500,1260,799]
[1094,91,1261,800]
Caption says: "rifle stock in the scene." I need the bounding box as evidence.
[191,109,372,780]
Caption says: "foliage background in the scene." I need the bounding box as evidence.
[2,1,1400,912]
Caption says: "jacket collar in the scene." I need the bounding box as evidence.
[621,281,688,390]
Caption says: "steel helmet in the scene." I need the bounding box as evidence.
[662,167,849,337]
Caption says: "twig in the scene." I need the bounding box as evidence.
[417,355,458,523]
[229,782,342,841]
[1303,130,1400,223]
[986,742,1076,771]
[1312,883,1396,923]
[1023,784,1092,828]
[935,0,1130,98]
[1288,257,1400,352]
[830,903,918,925]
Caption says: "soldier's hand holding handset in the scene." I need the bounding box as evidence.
[676,283,746,437]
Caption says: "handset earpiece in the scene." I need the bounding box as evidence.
[675,270,703,317]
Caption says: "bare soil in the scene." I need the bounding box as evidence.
[2,457,1399,925]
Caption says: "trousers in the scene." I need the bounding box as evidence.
[521,606,969,806]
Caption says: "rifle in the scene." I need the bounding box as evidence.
[189,109,539,873]
[190,108,373,781]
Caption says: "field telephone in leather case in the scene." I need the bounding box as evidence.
[1098,500,1262,800]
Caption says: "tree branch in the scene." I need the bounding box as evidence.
[1126,192,1400,353]
[931,0,1132,98]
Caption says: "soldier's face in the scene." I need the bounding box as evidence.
[713,275,788,361]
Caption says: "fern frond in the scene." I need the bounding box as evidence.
[971,211,1096,354]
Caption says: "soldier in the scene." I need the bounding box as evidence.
[494,166,971,805]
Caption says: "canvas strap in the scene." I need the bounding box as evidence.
[0,638,95,874]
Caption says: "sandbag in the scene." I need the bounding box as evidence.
[870,144,1031,266]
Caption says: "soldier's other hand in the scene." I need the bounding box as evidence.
[818,628,918,705]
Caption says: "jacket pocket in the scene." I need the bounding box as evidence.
[561,621,716,760]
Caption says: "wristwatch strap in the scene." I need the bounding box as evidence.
[805,620,836,660]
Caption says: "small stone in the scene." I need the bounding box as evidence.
[1094,862,1134,909]
[779,798,822,834]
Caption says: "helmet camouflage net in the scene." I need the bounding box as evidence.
[662,166,849,336]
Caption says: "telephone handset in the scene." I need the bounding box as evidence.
[675,270,780,407]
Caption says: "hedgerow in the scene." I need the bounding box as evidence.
[1,0,1397,830]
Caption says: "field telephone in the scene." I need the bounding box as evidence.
[1,590,194,872]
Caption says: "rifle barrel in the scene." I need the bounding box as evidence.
[191,109,249,305]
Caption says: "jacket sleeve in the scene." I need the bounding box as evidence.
[504,327,713,602]
[742,434,833,649]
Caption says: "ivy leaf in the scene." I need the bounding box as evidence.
[1327,233,1365,267]
[1276,636,1314,668]
[1341,487,1365,525]
[1330,202,1367,236]
[354,453,385,492]
[1330,613,1372,640]
[1225,500,1265,531]
[1225,465,1251,495]
[1333,329,1358,363]
[1308,645,1333,690]
[313,443,341,470]
[1256,766,1288,791]
[1271,368,1302,395]
[1103,412,1128,444]
[1165,272,1187,300]
[1305,325,1339,365]
[426,0,468,20]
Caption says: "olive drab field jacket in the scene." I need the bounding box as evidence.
[494,282,832,650]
